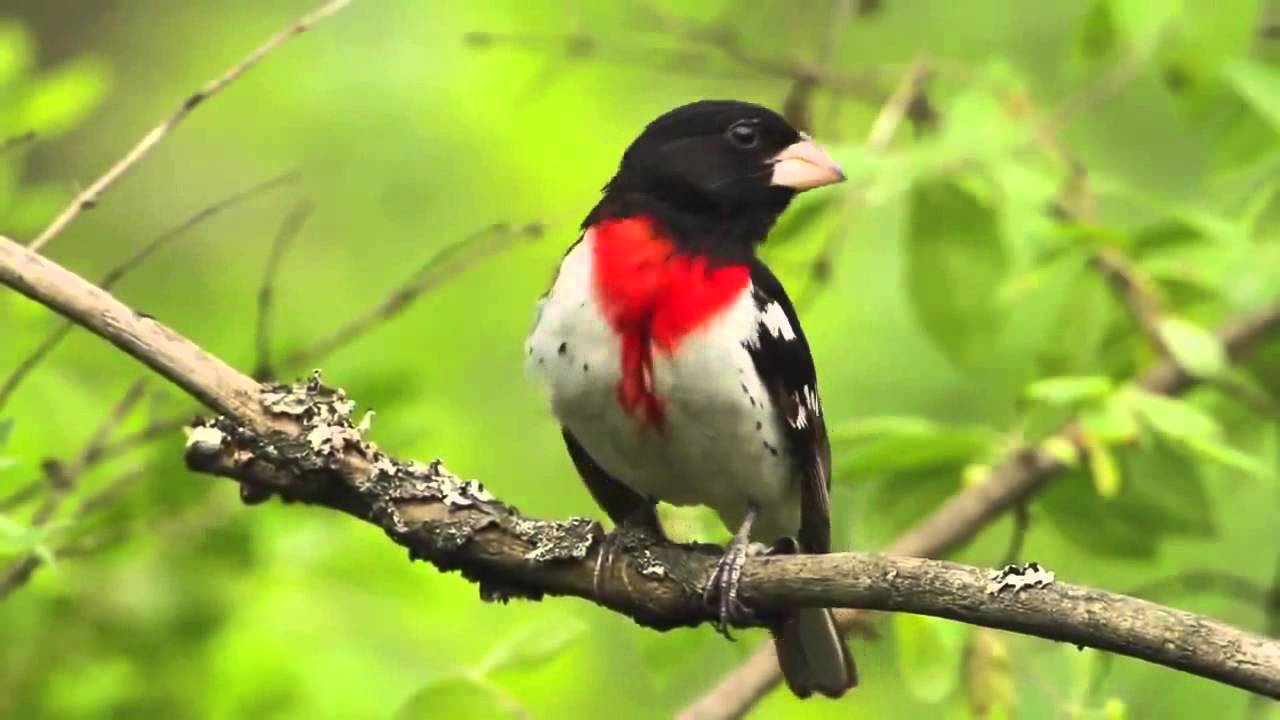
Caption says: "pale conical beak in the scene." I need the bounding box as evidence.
[770,138,845,191]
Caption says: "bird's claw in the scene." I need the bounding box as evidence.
[703,539,767,639]
[592,530,622,600]
[593,522,666,599]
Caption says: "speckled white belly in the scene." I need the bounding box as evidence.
[525,232,801,540]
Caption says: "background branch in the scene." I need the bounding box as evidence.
[253,199,314,380]
[678,305,1280,718]
[277,221,544,368]
[26,0,347,253]
[0,380,147,601]
[2,229,1279,702]
[0,131,37,155]
[0,171,298,410]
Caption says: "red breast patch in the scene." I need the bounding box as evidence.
[590,216,750,427]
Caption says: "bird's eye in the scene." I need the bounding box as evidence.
[726,122,759,149]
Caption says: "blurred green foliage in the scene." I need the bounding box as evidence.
[1,1,1279,718]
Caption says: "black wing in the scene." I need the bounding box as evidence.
[744,260,834,554]
[562,427,664,536]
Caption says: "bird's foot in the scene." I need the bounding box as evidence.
[593,521,666,599]
[703,503,764,640]
[703,538,771,638]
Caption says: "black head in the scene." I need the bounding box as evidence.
[589,100,844,251]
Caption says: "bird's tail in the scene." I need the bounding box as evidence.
[773,606,857,698]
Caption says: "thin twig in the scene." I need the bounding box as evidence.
[1047,159,1177,364]
[81,218,531,470]
[253,200,315,380]
[0,557,41,600]
[0,480,43,512]
[21,217,530,478]
[797,60,930,306]
[1210,376,1280,419]
[75,468,146,518]
[90,413,191,465]
[0,469,142,602]
[0,131,37,155]
[676,305,1280,719]
[0,381,146,600]
[780,0,856,133]
[26,0,348,252]
[5,232,1280,703]
[0,171,298,410]
[1091,248,1171,356]
[642,8,888,105]
[279,221,544,368]
[465,16,890,107]
[88,221,526,467]
[102,172,301,289]
[64,380,149,474]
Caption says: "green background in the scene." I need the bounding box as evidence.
[2,1,1279,718]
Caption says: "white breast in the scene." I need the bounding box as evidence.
[526,231,802,541]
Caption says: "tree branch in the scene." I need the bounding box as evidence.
[2,234,1280,701]
[0,171,297,410]
[0,380,147,601]
[253,199,314,380]
[0,236,269,430]
[277,221,544,369]
[678,306,1280,717]
[0,131,37,155]
[26,0,347,253]
[183,411,1280,701]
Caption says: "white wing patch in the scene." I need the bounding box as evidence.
[760,302,797,341]
[803,385,822,416]
[790,385,822,429]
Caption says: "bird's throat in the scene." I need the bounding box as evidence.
[590,215,751,428]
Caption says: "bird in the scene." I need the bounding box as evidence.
[525,99,856,698]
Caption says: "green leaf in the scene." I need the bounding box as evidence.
[1076,0,1118,61]
[0,22,33,88]
[1224,59,1280,135]
[1156,316,1227,378]
[834,417,997,477]
[1025,376,1114,406]
[1038,436,1082,466]
[904,180,1009,368]
[0,513,55,562]
[395,676,520,720]
[1104,698,1129,720]
[1179,433,1272,479]
[996,247,1087,305]
[1080,395,1141,444]
[1041,439,1214,558]
[0,418,12,448]
[1108,0,1182,51]
[1123,387,1221,442]
[1121,387,1266,476]
[18,59,111,136]
[1080,431,1122,498]
[894,614,970,703]
[1075,0,1179,65]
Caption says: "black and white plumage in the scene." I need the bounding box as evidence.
[526,100,856,698]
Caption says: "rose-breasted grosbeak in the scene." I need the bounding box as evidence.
[526,100,856,698]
